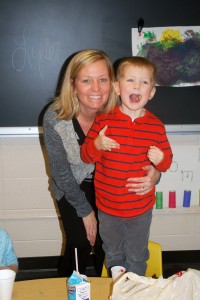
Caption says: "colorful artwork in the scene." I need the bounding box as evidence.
[132,26,200,87]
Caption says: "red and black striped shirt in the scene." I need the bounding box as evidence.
[81,106,173,218]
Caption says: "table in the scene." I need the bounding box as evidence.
[13,277,113,300]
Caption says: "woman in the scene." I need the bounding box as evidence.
[43,49,160,277]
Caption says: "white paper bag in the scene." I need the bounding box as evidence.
[111,269,200,300]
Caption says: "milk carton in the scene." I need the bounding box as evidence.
[67,271,90,300]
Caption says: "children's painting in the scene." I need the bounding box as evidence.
[132,26,200,87]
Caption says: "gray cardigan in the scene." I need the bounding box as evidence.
[43,105,94,217]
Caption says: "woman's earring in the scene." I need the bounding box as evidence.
[74,94,79,104]
[118,96,121,104]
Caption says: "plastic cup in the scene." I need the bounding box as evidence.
[156,191,163,209]
[169,190,176,208]
[183,190,191,207]
[111,266,126,281]
[0,269,16,300]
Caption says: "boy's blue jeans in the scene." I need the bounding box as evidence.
[98,209,152,276]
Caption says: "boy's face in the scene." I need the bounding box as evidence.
[114,64,156,116]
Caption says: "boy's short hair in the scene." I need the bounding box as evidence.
[116,56,157,85]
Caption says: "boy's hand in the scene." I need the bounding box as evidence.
[94,125,120,151]
[147,146,164,166]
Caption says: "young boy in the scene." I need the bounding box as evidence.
[0,227,18,272]
[81,56,172,276]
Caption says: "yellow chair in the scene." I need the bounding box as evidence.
[101,260,109,277]
[145,241,163,278]
[101,240,163,278]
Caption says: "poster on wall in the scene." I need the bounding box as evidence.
[132,26,200,87]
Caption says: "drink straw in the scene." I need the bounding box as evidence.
[75,248,79,273]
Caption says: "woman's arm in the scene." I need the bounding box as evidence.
[43,116,97,245]
[126,165,161,195]
[43,112,93,218]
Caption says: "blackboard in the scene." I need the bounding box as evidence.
[1,0,199,128]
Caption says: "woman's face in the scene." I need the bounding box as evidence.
[74,60,111,113]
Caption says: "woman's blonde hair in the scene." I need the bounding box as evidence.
[53,49,117,120]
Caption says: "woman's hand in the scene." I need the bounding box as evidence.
[83,211,97,246]
[126,165,161,195]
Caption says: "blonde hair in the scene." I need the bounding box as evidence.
[53,49,117,120]
[116,56,157,86]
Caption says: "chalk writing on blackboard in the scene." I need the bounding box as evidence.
[12,28,62,80]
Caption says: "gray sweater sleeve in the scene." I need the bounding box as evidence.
[43,109,93,218]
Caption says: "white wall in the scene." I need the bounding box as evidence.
[156,134,200,207]
[0,136,62,258]
[0,132,200,258]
